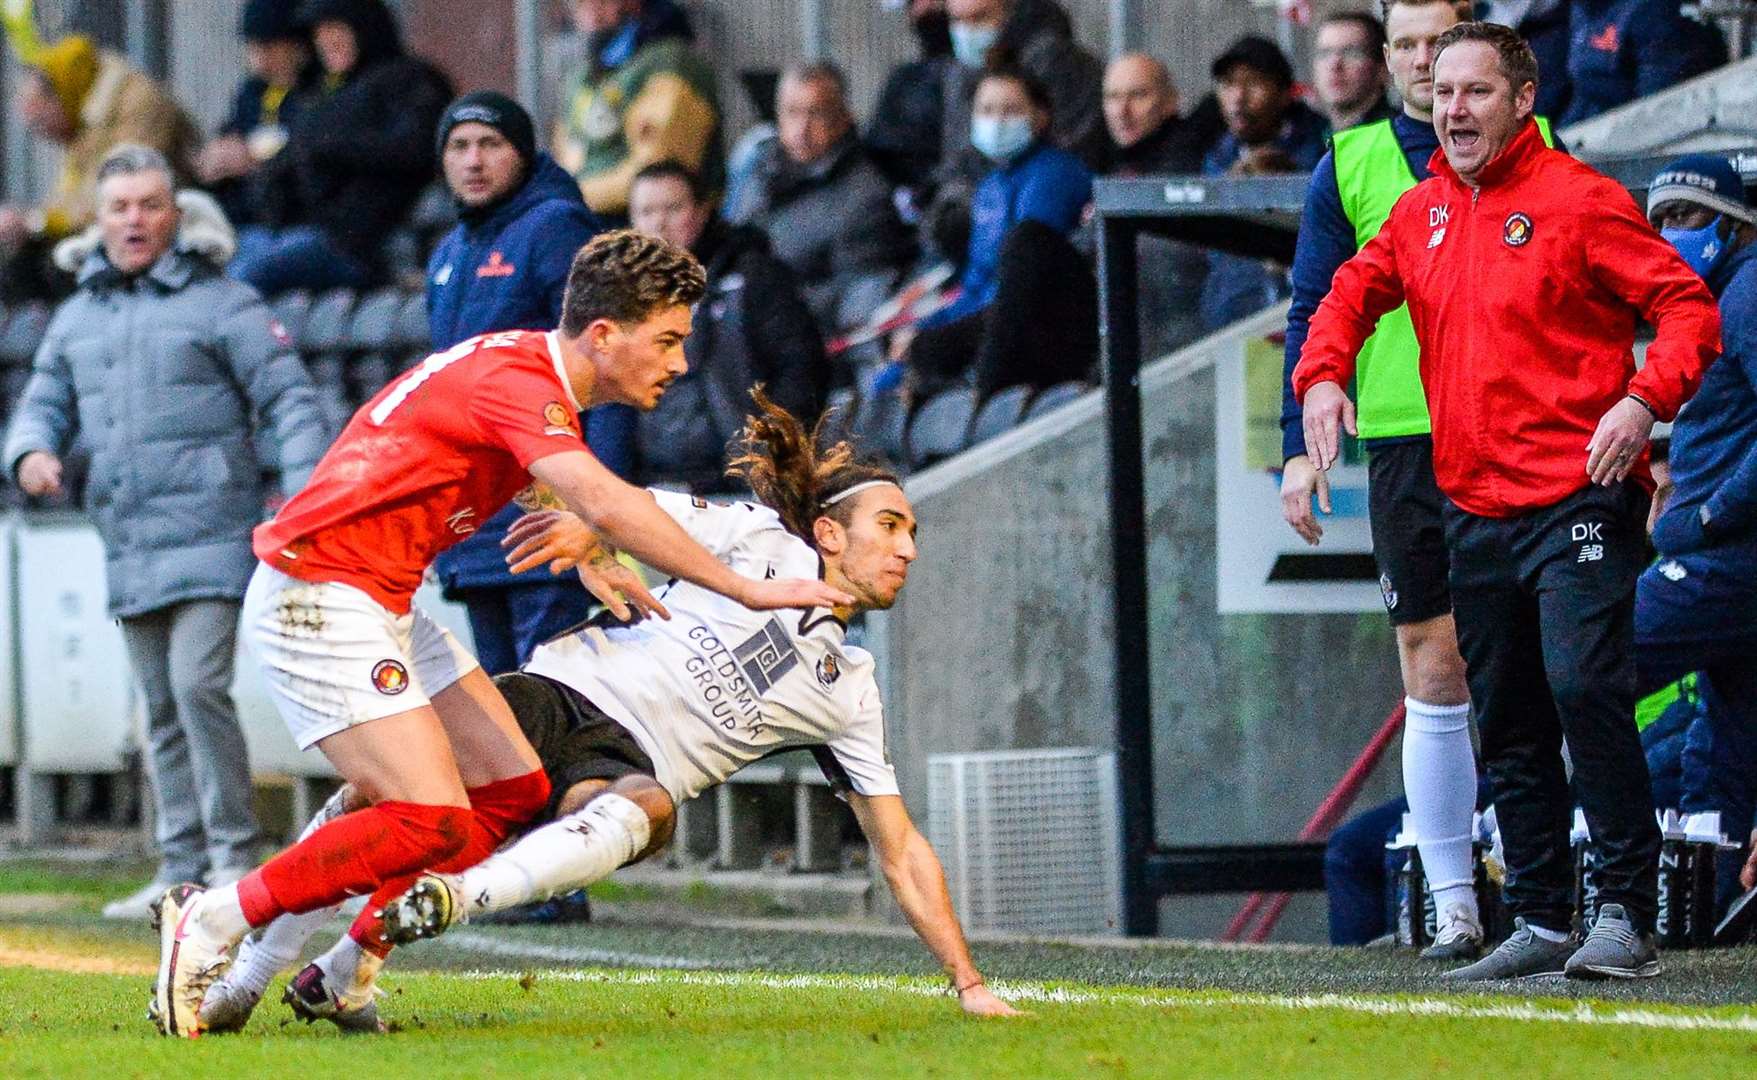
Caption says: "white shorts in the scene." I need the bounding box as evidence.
[242,563,481,750]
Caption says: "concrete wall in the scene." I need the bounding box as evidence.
[869,307,1404,942]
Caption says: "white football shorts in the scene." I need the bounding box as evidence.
[242,562,480,750]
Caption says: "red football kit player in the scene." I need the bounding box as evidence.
[153,232,851,1037]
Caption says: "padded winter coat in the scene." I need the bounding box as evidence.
[2,193,328,616]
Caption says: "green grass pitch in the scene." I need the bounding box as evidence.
[3,863,1754,1078]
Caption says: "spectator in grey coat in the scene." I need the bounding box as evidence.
[3,145,327,919]
[724,63,915,374]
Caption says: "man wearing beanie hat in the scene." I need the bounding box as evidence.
[427,91,636,725]
[0,34,200,299]
[198,0,323,229]
[1635,154,1757,912]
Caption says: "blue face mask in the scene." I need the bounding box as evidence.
[1662,214,1730,281]
[971,116,1035,163]
[949,22,1000,68]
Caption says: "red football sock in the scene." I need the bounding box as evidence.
[237,801,472,928]
[347,770,551,956]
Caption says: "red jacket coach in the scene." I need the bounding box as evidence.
[1294,23,1723,984]
[1293,121,1719,517]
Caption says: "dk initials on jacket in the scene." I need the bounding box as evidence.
[477,251,517,278]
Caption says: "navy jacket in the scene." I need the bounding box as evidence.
[1651,244,1757,560]
[426,155,634,591]
[1561,0,1725,127]
[1198,102,1329,333]
[1281,112,1439,462]
[923,140,1092,329]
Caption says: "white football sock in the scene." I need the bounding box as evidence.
[454,793,651,919]
[193,882,252,944]
[226,786,354,996]
[1402,697,1478,915]
[316,935,382,1006]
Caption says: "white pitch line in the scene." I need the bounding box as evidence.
[441,931,727,970]
[430,941,1757,1034]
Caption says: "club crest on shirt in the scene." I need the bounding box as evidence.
[543,401,576,437]
[371,659,409,695]
[815,653,841,691]
[1503,212,1533,247]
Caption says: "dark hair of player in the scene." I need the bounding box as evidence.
[1432,20,1540,92]
[727,387,901,542]
[559,228,706,337]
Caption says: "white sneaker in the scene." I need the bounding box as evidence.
[151,885,236,1038]
[102,879,177,921]
[1421,904,1485,961]
[198,976,262,1034]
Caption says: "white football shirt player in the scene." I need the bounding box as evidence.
[523,489,898,803]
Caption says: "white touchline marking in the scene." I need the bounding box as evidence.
[430,944,1757,1034]
[441,932,726,970]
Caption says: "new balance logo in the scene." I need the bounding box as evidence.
[1578,544,1605,563]
[1428,227,1446,249]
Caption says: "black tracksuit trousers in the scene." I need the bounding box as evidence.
[1443,481,1660,933]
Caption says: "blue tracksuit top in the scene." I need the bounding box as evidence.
[1280,111,1438,463]
[426,155,635,591]
[923,140,1092,329]
[1561,0,1726,127]
[1655,243,1757,556]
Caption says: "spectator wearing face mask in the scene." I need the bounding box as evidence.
[905,67,1094,403]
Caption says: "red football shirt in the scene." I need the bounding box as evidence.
[254,330,590,613]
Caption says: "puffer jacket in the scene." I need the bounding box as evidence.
[2,191,328,617]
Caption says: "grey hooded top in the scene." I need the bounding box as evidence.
[2,190,329,617]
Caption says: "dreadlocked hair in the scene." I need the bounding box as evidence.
[727,387,900,541]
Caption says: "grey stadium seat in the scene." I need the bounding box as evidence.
[905,387,977,470]
[1023,381,1088,422]
[851,386,907,467]
[299,288,357,354]
[347,288,403,352]
[349,351,396,406]
[966,385,1031,446]
[821,387,856,443]
[0,303,51,366]
[393,290,430,351]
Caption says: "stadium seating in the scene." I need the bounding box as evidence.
[299,288,358,355]
[347,287,404,353]
[905,387,977,471]
[1023,381,1088,421]
[966,385,1033,446]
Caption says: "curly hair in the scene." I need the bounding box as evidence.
[559,228,706,336]
[726,387,900,541]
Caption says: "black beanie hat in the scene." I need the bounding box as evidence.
[436,91,537,168]
[240,0,307,42]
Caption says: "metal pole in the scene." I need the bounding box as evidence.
[123,0,167,79]
[1097,212,1158,937]
[801,0,829,60]
[1107,0,1141,57]
[515,0,543,115]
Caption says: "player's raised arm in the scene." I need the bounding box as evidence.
[529,449,851,612]
[847,792,1022,1018]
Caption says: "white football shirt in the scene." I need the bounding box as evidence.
[523,490,899,804]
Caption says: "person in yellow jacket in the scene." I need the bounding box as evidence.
[554,0,722,219]
[1,34,201,296]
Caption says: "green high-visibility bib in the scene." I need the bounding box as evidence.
[1330,116,1553,441]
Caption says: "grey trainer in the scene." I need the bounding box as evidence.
[1564,904,1660,979]
[1439,917,1575,981]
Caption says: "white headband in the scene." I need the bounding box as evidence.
[821,479,899,507]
